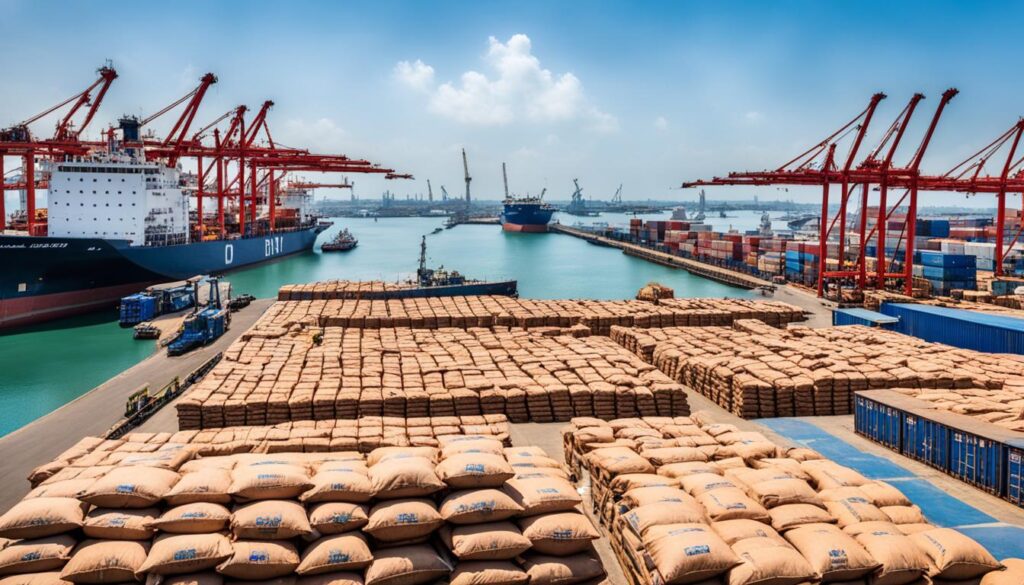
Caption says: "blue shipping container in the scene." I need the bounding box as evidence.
[832,308,899,328]
[950,430,1005,495]
[1009,446,1024,508]
[920,265,977,281]
[901,412,950,470]
[880,303,1024,354]
[854,394,901,450]
[918,250,976,268]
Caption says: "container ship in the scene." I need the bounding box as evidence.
[1,126,326,330]
[500,197,556,232]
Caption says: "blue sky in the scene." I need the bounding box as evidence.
[2,0,1023,205]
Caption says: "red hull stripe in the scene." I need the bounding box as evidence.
[0,282,154,329]
[502,223,549,233]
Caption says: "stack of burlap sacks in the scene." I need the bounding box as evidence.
[176,328,690,430]
[561,416,1021,585]
[0,439,608,585]
[610,321,1024,419]
[887,386,1024,432]
[246,296,806,339]
[278,282,417,301]
[27,417,511,491]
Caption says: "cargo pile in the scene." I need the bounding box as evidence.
[611,321,1024,418]
[245,296,806,338]
[279,281,435,301]
[561,415,1011,585]
[27,418,511,490]
[177,327,691,430]
[0,441,609,585]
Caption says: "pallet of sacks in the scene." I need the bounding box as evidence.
[610,320,1024,419]
[278,281,417,301]
[177,327,690,430]
[244,296,807,339]
[27,417,511,489]
[0,438,611,585]
[560,416,1020,585]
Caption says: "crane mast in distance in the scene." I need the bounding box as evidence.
[440,185,449,201]
[502,162,509,199]
[427,179,433,202]
[462,148,471,205]
[612,184,622,204]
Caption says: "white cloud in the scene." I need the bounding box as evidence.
[744,111,763,122]
[397,34,616,132]
[393,59,435,92]
[654,116,669,131]
[278,117,348,152]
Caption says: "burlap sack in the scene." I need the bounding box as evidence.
[586,447,655,475]
[217,541,299,580]
[439,489,524,525]
[307,502,370,535]
[746,478,822,509]
[230,500,312,540]
[512,468,570,481]
[681,474,741,497]
[147,503,230,534]
[518,512,600,556]
[441,439,505,459]
[83,508,157,540]
[0,498,88,539]
[448,560,529,585]
[229,464,312,502]
[711,520,786,546]
[435,454,514,489]
[506,455,561,470]
[164,469,233,506]
[300,471,374,504]
[976,558,1024,585]
[853,525,930,585]
[658,461,722,478]
[293,572,363,585]
[880,505,926,525]
[59,540,149,583]
[840,520,900,537]
[642,447,709,466]
[502,478,581,517]
[0,535,76,575]
[895,523,934,535]
[824,499,889,528]
[296,533,373,575]
[857,482,911,508]
[145,573,223,585]
[643,523,742,584]
[608,474,678,494]
[623,502,707,537]
[696,489,771,523]
[438,522,532,561]
[363,544,451,585]
[366,447,438,467]
[727,536,817,585]
[621,486,698,509]
[768,504,835,532]
[137,533,233,575]
[0,572,75,585]
[26,479,97,500]
[368,459,444,500]
[803,465,868,490]
[909,528,1001,580]
[784,524,879,582]
[520,550,606,585]
[365,499,443,543]
[82,467,180,509]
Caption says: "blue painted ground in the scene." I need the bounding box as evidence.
[759,418,1024,559]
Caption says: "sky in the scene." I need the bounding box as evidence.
[2,0,1024,207]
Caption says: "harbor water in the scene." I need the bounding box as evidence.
[0,214,755,437]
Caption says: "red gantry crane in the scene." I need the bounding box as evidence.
[0,65,118,232]
[685,88,958,297]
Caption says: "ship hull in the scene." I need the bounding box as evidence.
[381,280,517,299]
[0,227,322,330]
[500,202,554,233]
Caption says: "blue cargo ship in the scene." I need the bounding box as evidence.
[500,198,556,232]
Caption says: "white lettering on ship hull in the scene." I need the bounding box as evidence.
[265,236,284,257]
[225,244,234,265]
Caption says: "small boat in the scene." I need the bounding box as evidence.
[386,236,517,297]
[322,228,358,252]
[133,322,161,340]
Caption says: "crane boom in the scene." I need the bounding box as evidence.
[502,162,509,199]
[462,148,471,204]
[427,179,433,202]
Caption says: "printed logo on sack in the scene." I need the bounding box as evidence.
[396,513,419,524]
[109,517,127,527]
[249,550,269,563]
[828,549,850,569]
[464,464,485,474]
[115,483,137,494]
[255,515,283,528]
[329,483,349,490]
[328,550,351,564]
[552,529,573,540]
[256,474,283,481]
[181,512,208,519]
[20,552,42,562]
[331,513,352,523]
[684,545,711,556]
[173,549,197,561]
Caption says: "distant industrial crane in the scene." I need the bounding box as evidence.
[502,162,510,199]
[440,185,450,201]
[611,184,623,205]
[572,179,584,204]
[427,179,433,202]
[462,148,472,205]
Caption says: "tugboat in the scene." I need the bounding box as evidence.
[321,228,358,252]
[406,236,518,296]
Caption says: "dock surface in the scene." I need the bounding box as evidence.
[0,298,273,511]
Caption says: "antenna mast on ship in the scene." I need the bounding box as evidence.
[418,235,428,281]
